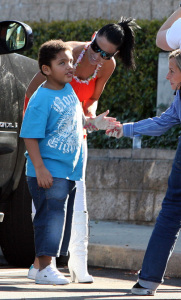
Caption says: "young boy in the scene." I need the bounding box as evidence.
[20,40,119,285]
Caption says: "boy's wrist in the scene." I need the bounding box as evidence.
[34,161,45,170]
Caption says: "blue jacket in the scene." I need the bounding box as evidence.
[123,91,181,137]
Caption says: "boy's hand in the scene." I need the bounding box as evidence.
[106,125,123,138]
[35,165,53,189]
[23,138,53,188]
[85,110,121,131]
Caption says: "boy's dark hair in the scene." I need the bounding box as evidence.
[38,39,72,75]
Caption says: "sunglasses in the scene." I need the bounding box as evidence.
[90,38,116,60]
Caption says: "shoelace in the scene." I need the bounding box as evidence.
[47,266,64,277]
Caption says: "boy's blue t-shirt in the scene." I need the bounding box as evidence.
[20,83,83,181]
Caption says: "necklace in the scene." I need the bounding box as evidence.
[73,42,102,85]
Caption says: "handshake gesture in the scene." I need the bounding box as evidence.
[106,125,123,138]
[84,110,123,135]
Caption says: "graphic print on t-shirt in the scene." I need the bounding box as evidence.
[47,91,82,154]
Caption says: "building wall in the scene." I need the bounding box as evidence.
[0,0,180,22]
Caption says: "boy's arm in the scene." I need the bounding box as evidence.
[24,138,53,189]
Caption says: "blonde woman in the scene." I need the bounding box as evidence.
[107,15,181,293]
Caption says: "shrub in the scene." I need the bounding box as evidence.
[24,18,179,149]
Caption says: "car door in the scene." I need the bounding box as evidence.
[0,20,39,267]
[0,54,18,196]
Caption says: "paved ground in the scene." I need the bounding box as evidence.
[0,266,181,300]
[1,221,181,299]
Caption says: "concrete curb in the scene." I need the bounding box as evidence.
[88,244,181,278]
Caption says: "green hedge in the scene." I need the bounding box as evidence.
[24,19,180,149]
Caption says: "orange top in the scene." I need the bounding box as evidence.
[23,94,30,117]
[70,77,98,138]
[70,76,97,103]
[23,76,97,115]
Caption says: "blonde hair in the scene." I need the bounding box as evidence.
[169,49,181,71]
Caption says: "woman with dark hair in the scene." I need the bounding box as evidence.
[24,17,140,284]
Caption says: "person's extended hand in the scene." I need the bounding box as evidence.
[84,110,121,131]
[106,125,123,138]
[85,110,96,118]
[35,165,53,189]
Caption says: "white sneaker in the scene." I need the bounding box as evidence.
[27,264,38,280]
[35,265,70,285]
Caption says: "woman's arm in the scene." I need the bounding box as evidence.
[26,71,46,99]
[84,110,121,131]
[24,138,53,189]
[106,96,181,138]
[83,58,116,117]
[156,6,181,50]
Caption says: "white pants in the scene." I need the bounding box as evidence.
[32,138,88,214]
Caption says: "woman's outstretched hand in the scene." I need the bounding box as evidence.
[106,125,123,139]
[84,110,121,131]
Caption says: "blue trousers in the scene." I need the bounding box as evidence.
[139,137,181,289]
[27,177,76,257]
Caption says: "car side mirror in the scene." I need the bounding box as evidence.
[0,20,33,54]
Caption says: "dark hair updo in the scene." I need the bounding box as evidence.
[97,16,140,69]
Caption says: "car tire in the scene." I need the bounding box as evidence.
[0,167,35,267]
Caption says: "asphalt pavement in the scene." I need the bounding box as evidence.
[0,266,181,300]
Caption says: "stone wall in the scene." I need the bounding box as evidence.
[86,148,175,224]
[0,0,180,22]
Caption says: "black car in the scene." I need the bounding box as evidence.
[0,20,39,267]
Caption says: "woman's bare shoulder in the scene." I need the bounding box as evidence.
[65,41,86,49]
